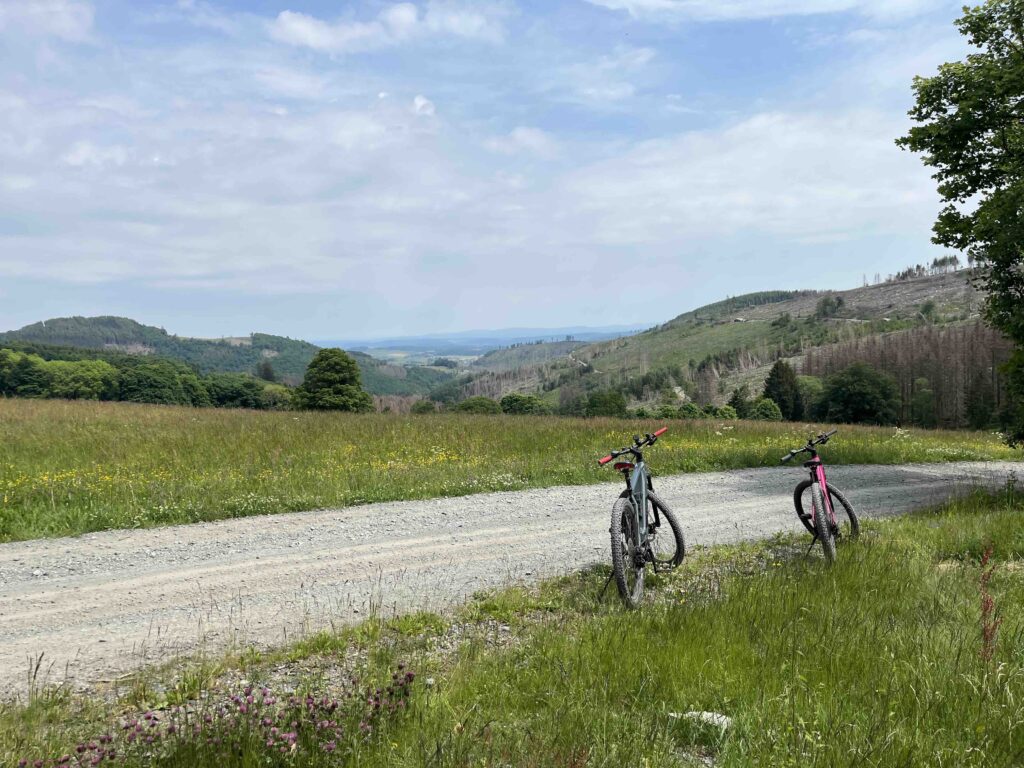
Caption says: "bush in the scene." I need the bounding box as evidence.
[677,402,705,419]
[454,396,501,414]
[751,397,784,421]
[585,390,627,418]
[716,404,738,420]
[410,399,437,414]
[656,404,679,419]
[500,393,549,415]
[294,348,373,412]
[205,373,266,409]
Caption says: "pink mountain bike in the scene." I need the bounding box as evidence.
[781,429,860,562]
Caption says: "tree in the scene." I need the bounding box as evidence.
[815,295,844,319]
[727,386,752,419]
[205,373,266,409]
[751,397,784,421]
[797,375,823,420]
[910,377,938,428]
[255,359,277,382]
[817,363,900,425]
[762,360,804,421]
[500,392,549,415]
[454,396,501,414]
[897,0,1024,444]
[585,390,627,418]
[294,348,373,412]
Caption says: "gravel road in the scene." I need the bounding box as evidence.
[1,460,1021,696]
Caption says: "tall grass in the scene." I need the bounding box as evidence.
[5,487,1023,766]
[1,398,1017,542]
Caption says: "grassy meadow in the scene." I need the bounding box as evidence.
[5,485,1024,766]
[1,398,1019,542]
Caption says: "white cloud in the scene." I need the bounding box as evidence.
[268,1,509,53]
[485,126,558,156]
[412,94,436,115]
[555,45,656,106]
[0,0,94,41]
[560,110,936,246]
[61,141,129,168]
[586,0,940,21]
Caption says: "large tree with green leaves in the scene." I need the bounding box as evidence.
[294,348,373,412]
[897,0,1024,444]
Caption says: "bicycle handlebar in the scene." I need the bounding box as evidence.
[780,429,838,464]
[598,427,668,466]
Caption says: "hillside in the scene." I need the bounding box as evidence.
[443,271,986,408]
[0,316,453,395]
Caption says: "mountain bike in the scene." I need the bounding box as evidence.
[781,429,859,562]
[598,427,685,607]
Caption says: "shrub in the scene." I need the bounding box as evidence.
[454,396,501,414]
[656,404,679,419]
[500,393,549,415]
[410,399,437,414]
[585,390,627,418]
[716,404,738,420]
[727,386,752,419]
[751,397,784,421]
[678,402,704,419]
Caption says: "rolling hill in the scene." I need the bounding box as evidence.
[0,316,453,396]
[443,270,986,408]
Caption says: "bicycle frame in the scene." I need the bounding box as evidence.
[805,455,837,527]
[627,461,651,546]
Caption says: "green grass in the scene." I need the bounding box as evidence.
[4,485,1023,766]
[1,398,1018,542]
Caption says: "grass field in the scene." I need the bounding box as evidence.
[1,398,1018,542]
[4,485,1023,766]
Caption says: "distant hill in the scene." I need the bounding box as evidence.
[442,271,984,408]
[0,316,453,396]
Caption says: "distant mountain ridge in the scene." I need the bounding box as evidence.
[0,316,453,396]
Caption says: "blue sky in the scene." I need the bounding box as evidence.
[0,0,969,339]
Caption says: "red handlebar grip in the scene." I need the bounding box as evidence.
[653,427,668,437]
[598,455,613,465]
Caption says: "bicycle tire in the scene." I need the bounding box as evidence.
[811,482,836,563]
[648,491,685,571]
[794,480,860,543]
[610,491,644,607]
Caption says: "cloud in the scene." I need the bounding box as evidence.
[585,0,940,21]
[485,127,558,157]
[0,0,94,41]
[560,110,936,246]
[268,1,509,53]
[412,94,436,115]
[555,45,656,106]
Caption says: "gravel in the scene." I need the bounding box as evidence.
[1,459,1021,697]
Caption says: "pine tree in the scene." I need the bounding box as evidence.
[762,360,803,420]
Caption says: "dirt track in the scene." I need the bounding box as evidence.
[1,460,1021,696]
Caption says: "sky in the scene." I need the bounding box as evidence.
[0,0,971,339]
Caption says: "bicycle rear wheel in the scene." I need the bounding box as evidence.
[610,491,644,607]
[648,491,685,572]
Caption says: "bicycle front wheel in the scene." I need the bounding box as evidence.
[795,480,859,544]
[811,482,836,563]
[648,491,685,572]
[610,491,644,607]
